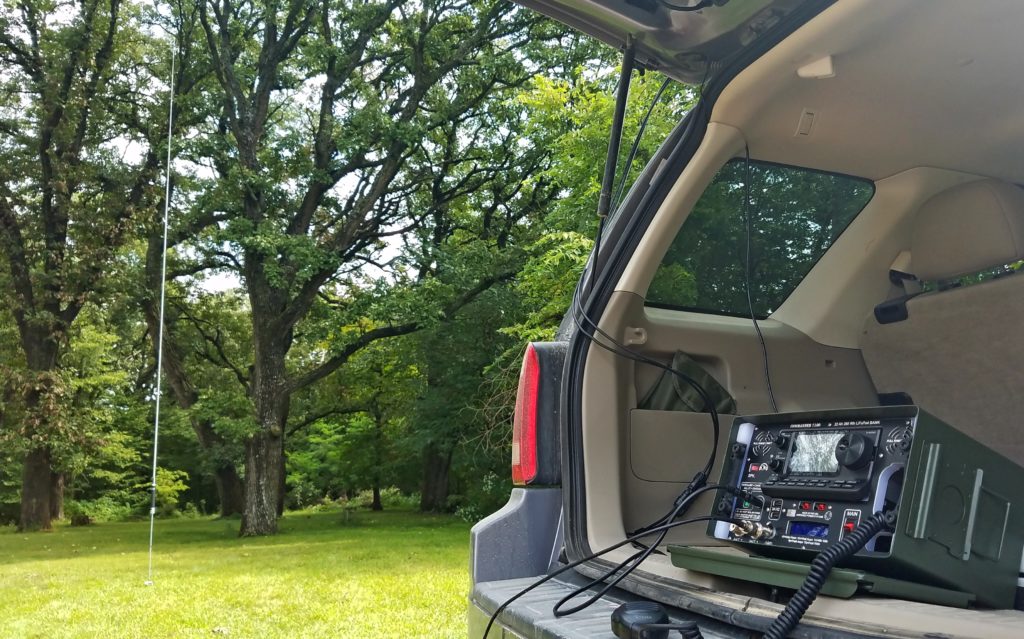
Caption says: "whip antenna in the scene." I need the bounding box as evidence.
[146,40,175,587]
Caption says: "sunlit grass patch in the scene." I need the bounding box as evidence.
[0,508,471,638]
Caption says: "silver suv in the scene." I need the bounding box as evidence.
[470,1,1024,637]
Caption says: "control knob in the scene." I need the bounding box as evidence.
[835,433,873,470]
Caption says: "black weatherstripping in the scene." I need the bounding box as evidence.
[559,0,837,633]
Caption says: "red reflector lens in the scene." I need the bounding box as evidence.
[511,344,540,485]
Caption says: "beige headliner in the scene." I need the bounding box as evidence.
[714,0,1024,183]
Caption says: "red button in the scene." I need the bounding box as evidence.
[800,501,812,510]
[816,503,827,512]
[843,521,856,532]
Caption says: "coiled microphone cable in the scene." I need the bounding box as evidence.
[763,509,897,639]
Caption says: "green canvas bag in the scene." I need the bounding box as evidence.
[638,350,737,415]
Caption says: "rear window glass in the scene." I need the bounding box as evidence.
[646,160,875,317]
[921,262,1023,291]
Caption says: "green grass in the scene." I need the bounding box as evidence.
[0,508,471,638]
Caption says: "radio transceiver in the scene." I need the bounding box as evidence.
[703,406,1024,608]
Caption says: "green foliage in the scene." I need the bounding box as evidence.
[0,0,698,528]
[506,231,593,343]
[65,497,136,524]
[647,263,698,308]
[286,340,424,508]
[354,488,420,510]
[152,467,190,517]
[650,160,874,316]
[453,472,511,523]
[520,71,696,231]
[921,259,1024,292]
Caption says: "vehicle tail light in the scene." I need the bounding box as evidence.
[511,344,540,485]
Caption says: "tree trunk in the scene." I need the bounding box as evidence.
[214,465,245,517]
[419,444,454,512]
[17,335,61,532]
[239,329,290,536]
[371,401,383,511]
[49,471,65,521]
[19,447,53,531]
[240,429,284,535]
[143,233,248,519]
[236,250,296,536]
[276,435,286,517]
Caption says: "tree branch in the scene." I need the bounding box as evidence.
[175,301,251,392]
[286,407,363,437]
[286,269,515,393]
[0,186,36,326]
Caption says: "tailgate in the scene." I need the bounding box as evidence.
[469,574,747,638]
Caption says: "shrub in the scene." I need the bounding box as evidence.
[155,468,190,516]
[65,497,136,523]
[132,467,190,517]
[353,487,419,510]
[0,502,18,526]
[455,472,511,522]
[180,502,202,519]
[70,514,93,527]
[285,473,320,510]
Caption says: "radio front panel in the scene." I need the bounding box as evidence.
[719,416,910,555]
[706,406,1024,608]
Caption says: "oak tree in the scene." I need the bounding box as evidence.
[0,0,172,530]
[190,0,574,535]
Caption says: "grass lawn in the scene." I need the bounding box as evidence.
[0,508,471,638]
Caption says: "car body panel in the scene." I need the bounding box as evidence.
[470,575,749,639]
[513,0,817,82]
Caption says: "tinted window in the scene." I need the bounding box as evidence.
[921,262,1023,291]
[646,160,874,317]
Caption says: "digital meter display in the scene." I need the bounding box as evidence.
[788,522,830,538]
[789,431,845,473]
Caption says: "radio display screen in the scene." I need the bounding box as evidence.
[789,431,845,473]
[788,522,830,538]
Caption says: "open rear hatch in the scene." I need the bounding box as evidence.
[514,0,823,81]
[502,1,1024,638]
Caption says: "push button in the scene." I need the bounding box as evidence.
[840,509,862,539]
[815,502,827,512]
[800,501,812,511]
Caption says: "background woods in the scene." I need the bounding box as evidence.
[0,0,695,534]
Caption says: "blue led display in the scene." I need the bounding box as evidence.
[788,522,829,538]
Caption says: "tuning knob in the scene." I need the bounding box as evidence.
[774,433,791,449]
[835,433,873,470]
[768,457,785,473]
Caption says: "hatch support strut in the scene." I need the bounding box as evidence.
[597,36,635,219]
